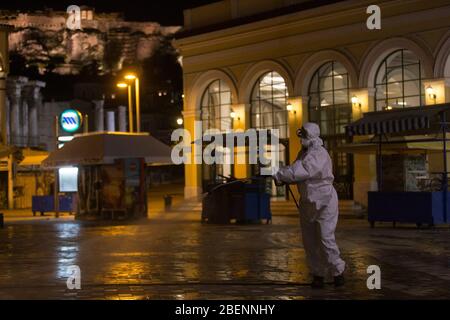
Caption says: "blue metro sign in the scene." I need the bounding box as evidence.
[60,109,83,133]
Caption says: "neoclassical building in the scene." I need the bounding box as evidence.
[175,0,450,206]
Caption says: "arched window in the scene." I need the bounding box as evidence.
[308,61,353,199]
[250,71,288,139]
[308,61,351,136]
[250,71,288,198]
[200,79,232,131]
[375,49,424,110]
[200,79,233,188]
[444,54,450,78]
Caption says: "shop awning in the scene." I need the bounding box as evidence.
[19,149,49,166]
[336,136,446,154]
[346,104,450,137]
[42,132,173,168]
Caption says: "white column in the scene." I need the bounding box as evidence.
[6,77,27,146]
[118,106,127,132]
[25,81,46,147]
[29,106,37,145]
[106,111,115,132]
[21,100,29,146]
[93,100,104,132]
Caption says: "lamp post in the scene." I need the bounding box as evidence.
[124,74,140,132]
[54,116,59,218]
[117,82,134,133]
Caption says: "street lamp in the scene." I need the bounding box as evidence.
[124,73,141,132]
[286,103,296,114]
[351,95,362,108]
[426,85,437,104]
[117,82,134,132]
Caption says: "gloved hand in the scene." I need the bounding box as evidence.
[273,177,284,187]
[271,167,284,186]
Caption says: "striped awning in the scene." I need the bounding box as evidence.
[346,104,450,137]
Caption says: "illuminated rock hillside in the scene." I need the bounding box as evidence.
[0,7,181,75]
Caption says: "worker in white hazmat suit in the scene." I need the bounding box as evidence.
[273,122,345,288]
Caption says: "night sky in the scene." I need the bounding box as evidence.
[0,0,220,25]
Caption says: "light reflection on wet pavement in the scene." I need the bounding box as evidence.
[0,211,449,299]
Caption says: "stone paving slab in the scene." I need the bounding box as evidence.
[0,208,449,300]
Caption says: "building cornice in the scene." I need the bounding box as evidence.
[175,0,450,55]
[178,3,450,75]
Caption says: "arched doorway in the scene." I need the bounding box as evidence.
[250,71,289,198]
[308,61,354,199]
[200,79,233,190]
[373,49,427,193]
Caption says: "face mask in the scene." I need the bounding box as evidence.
[301,138,309,148]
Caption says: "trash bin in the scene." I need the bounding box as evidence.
[202,180,244,223]
[32,195,73,216]
[164,194,172,211]
[202,178,271,224]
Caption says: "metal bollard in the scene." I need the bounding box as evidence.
[0,213,4,228]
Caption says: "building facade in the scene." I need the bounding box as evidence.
[176,0,450,206]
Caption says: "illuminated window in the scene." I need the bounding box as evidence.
[201,79,232,132]
[308,61,351,137]
[200,80,233,188]
[308,61,353,200]
[375,49,424,110]
[250,71,288,139]
[250,71,288,198]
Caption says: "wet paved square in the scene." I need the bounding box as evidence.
[0,199,449,299]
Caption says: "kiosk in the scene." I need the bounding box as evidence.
[345,104,450,227]
[42,132,172,220]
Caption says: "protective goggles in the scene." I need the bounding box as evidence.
[296,127,308,138]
